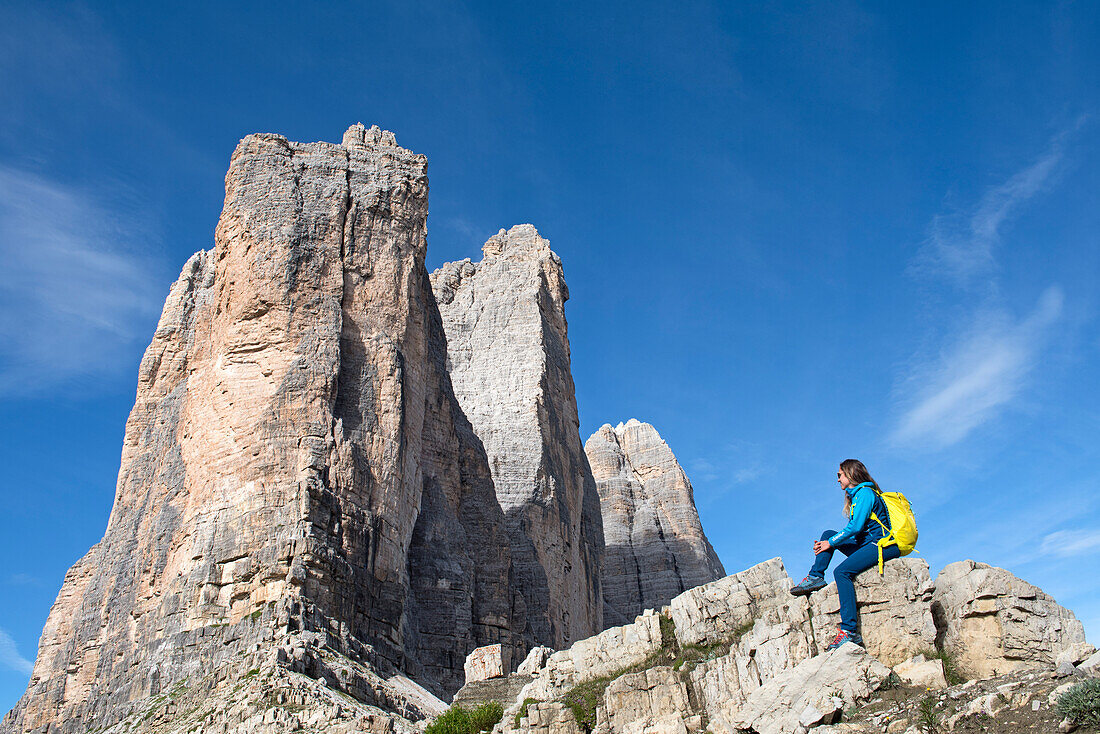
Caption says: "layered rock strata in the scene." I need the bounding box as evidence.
[932,560,1091,679]
[506,558,914,734]
[430,225,604,650]
[584,420,725,627]
[498,557,1090,734]
[6,124,517,733]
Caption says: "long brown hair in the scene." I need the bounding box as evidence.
[840,458,880,515]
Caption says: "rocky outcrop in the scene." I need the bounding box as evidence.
[99,631,447,734]
[464,644,505,684]
[496,556,1091,734]
[728,643,892,734]
[502,558,929,734]
[5,124,519,733]
[430,224,604,651]
[585,420,725,627]
[602,667,700,734]
[808,557,937,666]
[932,560,1092,679]
[517,610,668,703]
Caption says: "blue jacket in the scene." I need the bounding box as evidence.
[828,482,890,548]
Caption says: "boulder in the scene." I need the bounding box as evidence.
[465,644,505,683]
[730,643,891,734]
[602,666,696,734]
[893,654,948,689]
[808,557,937,666]
[518,701,584,734]
[932,560,1091,679]
[518,646,553,676]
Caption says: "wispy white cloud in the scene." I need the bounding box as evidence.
[0,629,33,675]
[1040,528,1100,558]
[688,458,719,483]
[0,165,163,395]
[688,440,768,508]
[891,287,1063,448]
[7,573,42,587]
[893,121,1089,449]
[912,122,1082,285]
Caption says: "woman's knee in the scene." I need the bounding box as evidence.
[820,529,836,541]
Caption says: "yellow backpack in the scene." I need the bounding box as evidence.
[868,488,918,574]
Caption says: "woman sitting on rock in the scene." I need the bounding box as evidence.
[789,458,899,651]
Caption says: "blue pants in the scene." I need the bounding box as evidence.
[809,530,900,633]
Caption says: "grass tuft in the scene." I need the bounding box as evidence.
[426,702,503,734]
[469,702,503,732]
[1056,678,1100,728]
[514,697,539,728]
[916,694,938,733]
[659,613,677,650]
[425,706,471,734]
[670,620,753,675]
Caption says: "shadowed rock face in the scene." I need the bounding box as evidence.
[430,224,604,652]
[585,419,725,627]
[6,124,517,733]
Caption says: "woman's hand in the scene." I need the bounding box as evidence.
[813,540,832,555]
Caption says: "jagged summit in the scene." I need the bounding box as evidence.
[5,123,512,732]
[586,420,726,628]
[482,223,557,259]
[610,417,646,434]
[430,225,603,653]
[341,122,419,156]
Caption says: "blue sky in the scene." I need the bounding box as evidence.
[1,0,1098,714]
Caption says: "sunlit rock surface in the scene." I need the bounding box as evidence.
[431,225,604,651]
[585,420,725,627]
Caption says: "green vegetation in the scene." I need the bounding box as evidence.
[916,695,938,733]
[563,649,678,729]
[1056,678,1100,728]
[659,613,677,649]
[514,697,539,728]
[469,702,503,732]
[918,648,965,687]
[425,702,503,734]
[670,620,754,675]
[879,671,902,691]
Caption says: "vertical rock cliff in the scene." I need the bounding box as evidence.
[585,419,725,627]
[6,125,517,733]
[430,224,604,652]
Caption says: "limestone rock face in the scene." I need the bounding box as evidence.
[516,610,667,704]
[516,701,585,734]
[602,667,698,734]
[808,557,937,666]
[932,560,1093,679]
[495,556,1091,734]
[430,224,604,650]
[893,654,948,689]
[585,420,725,627]
[729,643,892,734]
[5,124,517,733]
[464,644,505,683]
